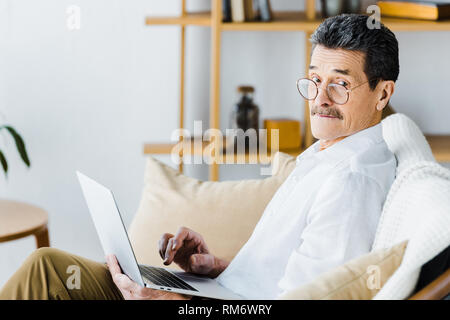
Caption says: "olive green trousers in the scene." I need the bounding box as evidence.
[0,247,124,300]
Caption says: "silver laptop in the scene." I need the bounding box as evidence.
[76,171,243,300]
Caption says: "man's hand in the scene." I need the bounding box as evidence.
[158,227,228,278]
[105,254,191,300]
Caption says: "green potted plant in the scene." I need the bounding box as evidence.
[0,124,30,177]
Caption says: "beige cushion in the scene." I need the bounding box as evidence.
[278,240,408,300]
[128,152,296,268]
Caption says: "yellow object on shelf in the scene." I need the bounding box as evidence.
[264,118,302,151]
[378,1,450,21]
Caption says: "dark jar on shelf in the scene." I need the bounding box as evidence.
[320,0,361,18]
[230,85,260,153]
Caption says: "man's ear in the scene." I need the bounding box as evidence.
[376,81,395,111]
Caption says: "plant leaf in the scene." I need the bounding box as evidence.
[2,125,31,167]
[0,149,8,176]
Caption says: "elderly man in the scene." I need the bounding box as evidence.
[0,14,398,300]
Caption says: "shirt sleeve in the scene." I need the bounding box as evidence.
[277,170,385,296]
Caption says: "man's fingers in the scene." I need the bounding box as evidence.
[172,227,194,251]
[164,238,176,265]
[161,227,207,266]
[115,273,148,297]
[158,233,173,260]
[189,254,214,274]
[114,273,134,290]
[163,227,193,265]
[171,226,203,254]
[106,255,145,297]
[173,227,209,253]
[106,254,122,275]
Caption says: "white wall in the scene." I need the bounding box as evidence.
[0,0,449,287]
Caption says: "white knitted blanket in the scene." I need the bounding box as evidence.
[372,113,450,300]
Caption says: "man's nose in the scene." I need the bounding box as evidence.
[314,86,333,107]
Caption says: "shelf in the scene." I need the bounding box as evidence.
[221,11,320,32]
[145,11,211,26]
[143,137,303,164]
[143,138,209,156]
[145,11,450,32]
[145,11,320,31]
[142,142,176,154]
[144,135,450,163]
[426,135,450,162]
[382,17,450,31]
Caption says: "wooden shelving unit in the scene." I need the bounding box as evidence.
[145,11,212,26]
[144,0,450,180]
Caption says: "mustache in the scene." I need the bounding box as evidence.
[311,107,343,119]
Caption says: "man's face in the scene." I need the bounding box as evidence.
[308,45,383,141]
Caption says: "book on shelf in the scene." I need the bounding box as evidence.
[377,1,450,20]
[227,0,271,22]
[244,0,256,21]
[257,0,273,21]
[231,0,245,22]
[222,0,232,22]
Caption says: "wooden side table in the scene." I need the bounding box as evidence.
[0,199,50,248]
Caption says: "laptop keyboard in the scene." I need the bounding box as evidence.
[138,265,198,292]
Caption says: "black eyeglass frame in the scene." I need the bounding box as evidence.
[296,77,374,105]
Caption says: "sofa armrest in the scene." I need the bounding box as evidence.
[409,268,450,300]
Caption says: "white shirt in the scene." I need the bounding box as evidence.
[216,122,397,299]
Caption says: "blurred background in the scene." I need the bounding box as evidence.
[0,0,449,287]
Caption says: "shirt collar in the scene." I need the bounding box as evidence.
[296,122,384,165]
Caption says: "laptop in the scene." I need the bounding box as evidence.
[76,171,243,300]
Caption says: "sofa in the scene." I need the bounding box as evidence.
[128,113,450,300]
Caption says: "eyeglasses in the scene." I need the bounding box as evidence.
[296,77,371,105]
